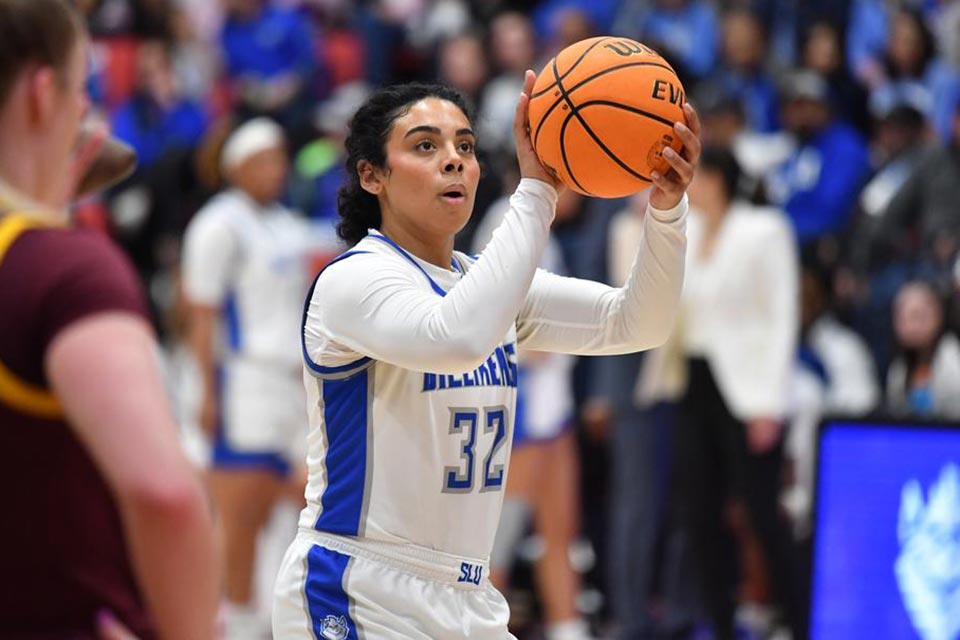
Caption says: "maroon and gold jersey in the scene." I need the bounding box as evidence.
[0,214,155,639]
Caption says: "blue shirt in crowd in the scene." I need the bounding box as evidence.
[220,4,316,81]
[767,122,871,243]
[111,96,208,169]
[636,0,718,79]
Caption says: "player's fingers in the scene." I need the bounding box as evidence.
[683,102,702,139]
[513,89,531,146]
[650,169,677,193]
[522,69,536,98]
[674,120,701,165]
[662,146,693,184]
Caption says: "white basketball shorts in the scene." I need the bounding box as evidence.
[213,358,307,475]
[272,529,517,639]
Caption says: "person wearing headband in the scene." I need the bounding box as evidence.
[0,1,219,639]
[181,116,335,639]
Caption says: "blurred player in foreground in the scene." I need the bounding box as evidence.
[0,0,218,637]
[272,74,698,638]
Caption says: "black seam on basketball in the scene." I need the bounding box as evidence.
[554,58,656,186]
[533,60,677,152]
[552,59,592,195]
[530,37,612,99]
[576,100,677,127]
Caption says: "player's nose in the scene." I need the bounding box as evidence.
[440,143,464,174]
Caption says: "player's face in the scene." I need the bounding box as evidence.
[376,98,480,239]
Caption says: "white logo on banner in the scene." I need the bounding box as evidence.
[896,463,960,640]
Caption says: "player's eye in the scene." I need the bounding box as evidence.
[458,140,475,154]
[415,140,435,152]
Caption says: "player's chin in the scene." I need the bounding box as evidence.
[434,198,473,231]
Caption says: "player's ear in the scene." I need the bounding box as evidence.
[27,67,58,129]
[357,160,383,195]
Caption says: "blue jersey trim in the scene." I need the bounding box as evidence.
[224,291,241,352]
[301,250,372,375]
[367,232,447,297]
[304,545,360,640]
[315,369,369,535]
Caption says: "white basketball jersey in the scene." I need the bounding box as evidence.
[299,232,516,560]
[182,189,339,369]
[296,179,688,564]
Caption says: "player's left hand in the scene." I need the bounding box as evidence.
[649,102,701,211]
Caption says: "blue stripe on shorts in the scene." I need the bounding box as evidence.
[305,545,359,640]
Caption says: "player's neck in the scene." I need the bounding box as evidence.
[0,156,62,218]
[379,218,454,269]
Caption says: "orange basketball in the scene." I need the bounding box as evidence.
[528,37,686,198]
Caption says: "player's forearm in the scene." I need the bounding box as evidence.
[321,179,557,373]
[610,196,688,349]
[119,475,219,640]
[434,178,557,358]
[187,306,218,394]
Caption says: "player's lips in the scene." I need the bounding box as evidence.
[439,184,467,203]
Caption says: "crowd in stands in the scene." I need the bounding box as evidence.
[73,0,960,638]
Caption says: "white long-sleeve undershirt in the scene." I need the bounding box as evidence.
[306,178,687,374]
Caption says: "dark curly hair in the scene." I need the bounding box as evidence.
[337,82,474,246]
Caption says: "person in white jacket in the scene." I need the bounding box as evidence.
[641,145,802,639]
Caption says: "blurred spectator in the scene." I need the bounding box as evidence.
[437,31,490,107]
[886,280,960,419]
[642,146,803,639]
[532,0,619,43]
[693,87,793,191]
[855,104,928,265]
[613,0,719,83]
[405,0,471,53]
[867,9,960,143]
[84,0,174,38]
[220,0,319,131]
[784,262,878,535]
[751,0,852,71]
[290,81,371,224]
[870,100,960,272]
[541,6,597,58]
[765,69,870,246]
[800,18,870,133]
[479,11,538,157]
[111,39,208,170]
[710,8,779,133]
[168,6,219,103]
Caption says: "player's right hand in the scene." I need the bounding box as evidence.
[514,70,564,192]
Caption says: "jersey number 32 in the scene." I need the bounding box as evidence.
[443,406,509,493]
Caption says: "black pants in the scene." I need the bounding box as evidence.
[672,358,805,639]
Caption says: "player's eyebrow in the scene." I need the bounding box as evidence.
[404,125,476,139]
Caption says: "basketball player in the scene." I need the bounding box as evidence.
[272,73,700,638]
[182,117,338,638]
[0,1,218,638]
